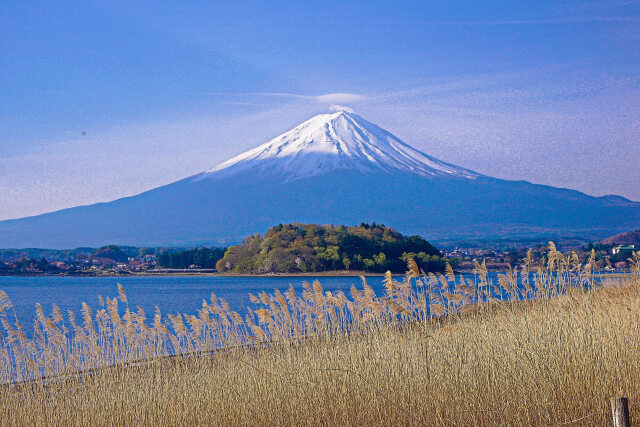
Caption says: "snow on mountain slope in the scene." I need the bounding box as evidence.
[0,110,638,248]
[200,110,478,181]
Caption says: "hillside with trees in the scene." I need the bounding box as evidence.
[157,247,226,269]
[216,223,445,274]
[91,245,130,263]
[600,229,640,246]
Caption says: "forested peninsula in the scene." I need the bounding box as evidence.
[216,223,447,274]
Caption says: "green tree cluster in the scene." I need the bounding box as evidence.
[11,258,61,273]
[216,223,445,274]
[92,245,129,263]
[157,247,226,269]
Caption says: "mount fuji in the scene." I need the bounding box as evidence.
[1,110,638,248]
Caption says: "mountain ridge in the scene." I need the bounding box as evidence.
[0,111,638,248]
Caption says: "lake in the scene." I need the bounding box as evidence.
[0,274,482,327]
[0,271,620,329]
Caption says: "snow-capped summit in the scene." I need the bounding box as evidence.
[202,110,478,181]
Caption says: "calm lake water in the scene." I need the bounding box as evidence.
[0,274,491,326]
[0,272,621,328]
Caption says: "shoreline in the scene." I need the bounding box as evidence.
[0,270,386,278]
[0,270,632,278]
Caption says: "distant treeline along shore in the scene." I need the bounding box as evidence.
[1,225,639,276]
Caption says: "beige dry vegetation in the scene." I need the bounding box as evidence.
[1,247,639,425]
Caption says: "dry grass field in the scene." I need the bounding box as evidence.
[1,247,639,425]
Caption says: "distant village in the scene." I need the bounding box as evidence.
[440,243,636,271]
[0,241,635,276]
[0,246,159,276]
[0,245,229,276]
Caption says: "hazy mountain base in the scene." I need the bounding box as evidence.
[0,170,637,248]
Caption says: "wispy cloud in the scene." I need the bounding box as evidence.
[182,91,367,107]
[314,93,365,104]
[250,92,366,105]
[401,16,640,26]
[329,105,355,113]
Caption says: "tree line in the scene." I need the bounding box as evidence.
[157,247,226,269]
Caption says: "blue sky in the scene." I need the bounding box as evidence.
[1,1,639,220]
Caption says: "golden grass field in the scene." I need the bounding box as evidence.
[1,246,639,425]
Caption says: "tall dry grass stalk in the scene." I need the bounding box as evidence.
[0,246,639,425]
